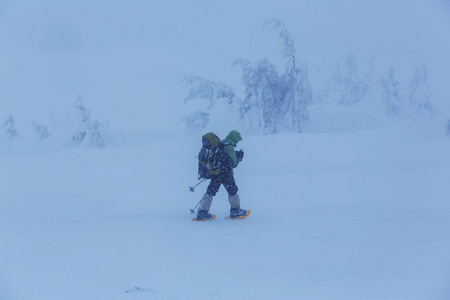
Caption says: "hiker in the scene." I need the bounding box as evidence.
[196,130,247,220]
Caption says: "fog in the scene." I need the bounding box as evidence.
[0,0,449,136]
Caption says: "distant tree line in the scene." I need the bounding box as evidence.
[1,95,113,148]
[182,19,437,134]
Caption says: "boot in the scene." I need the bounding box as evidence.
[196,209,213,220]
[230,206,247,218]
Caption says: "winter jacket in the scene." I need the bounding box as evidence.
[223,130,242,168]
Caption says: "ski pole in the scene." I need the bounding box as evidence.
[189,179,206,192]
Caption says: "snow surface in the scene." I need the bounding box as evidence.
[2,123,450,300]
[1,0,450,299]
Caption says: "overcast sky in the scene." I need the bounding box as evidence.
[1,0,449,132]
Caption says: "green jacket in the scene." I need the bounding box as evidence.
[223,130,242,168]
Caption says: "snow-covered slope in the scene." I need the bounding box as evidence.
[1,125,450,299]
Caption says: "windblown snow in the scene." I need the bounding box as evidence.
[1,0,450,299]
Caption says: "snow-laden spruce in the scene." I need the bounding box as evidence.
[409,63,433,117]
[2,115,21,141]
[315,53,369,106]
[380,67,402,118]
[32,121,51,141]
[378,63,433,119]
[65,95,113,149]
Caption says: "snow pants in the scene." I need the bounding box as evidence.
[207,172,238,197]
[198,172,240,212]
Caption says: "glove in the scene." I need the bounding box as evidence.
[236,149,244,162]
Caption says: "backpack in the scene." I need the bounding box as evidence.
[197,132,223,179]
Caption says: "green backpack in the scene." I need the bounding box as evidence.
[197,132,223,179]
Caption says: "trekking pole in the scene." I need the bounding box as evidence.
[189,179,207,214]
[190,199,202,214]
[189,179,206,192]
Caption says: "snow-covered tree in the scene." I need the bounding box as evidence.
[279,61,311,132]
[87,119,112,148]
[183,19,311,134]
[234,58,282,134]
[264,18,311,132]
[32,121,51,140]
[338,53,368,105]
[65,131,86,148]
[263,18,295,72]
[65,96,113,149]
[315,53,367,106]
[2,115,21,140]
[409,63,432,117]
[182,76,239,129]
[181,110,210,131]
[380,67,402,117]
[75,95,90,122]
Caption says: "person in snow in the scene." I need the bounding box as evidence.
[196,130,247,220]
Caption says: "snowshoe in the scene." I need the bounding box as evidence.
[193,209,215,221]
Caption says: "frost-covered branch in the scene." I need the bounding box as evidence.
[263,18,296,70]
[183,75,239,109]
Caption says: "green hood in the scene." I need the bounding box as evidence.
[224,130,242,146]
